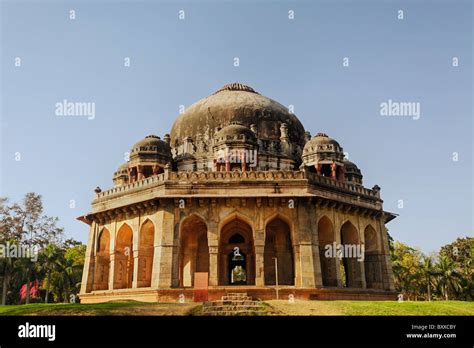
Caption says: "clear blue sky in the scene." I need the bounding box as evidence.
[1,0,472,253]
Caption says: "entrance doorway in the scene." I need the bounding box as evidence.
[218,218,255,285]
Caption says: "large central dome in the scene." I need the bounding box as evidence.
[170,83,306,147]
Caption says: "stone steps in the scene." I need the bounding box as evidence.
[201,292,266,316]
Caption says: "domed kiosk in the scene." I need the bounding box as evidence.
[78,83,397,303]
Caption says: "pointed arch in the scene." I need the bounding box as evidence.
[114,223,134,289]
[179,215,209,287]
[264,217,294,285]
[137,219,154,287]
[340,221,362,288]
[364,224,382,289]
[218,215,255,285]
[94,228,110,290]
[318,216,337,287]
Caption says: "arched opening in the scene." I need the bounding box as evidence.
[219,218,255,285]
[340,221,362,288]
[137,220,154,287]
[264,217,294,285]
[94,228,110,290]
[114,224,134,289]
[179,215,209,287]
[364,225,382,289]
[318,216,338,287]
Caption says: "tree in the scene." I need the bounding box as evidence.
[440,237,474,300]
[434,255,463,300]
[420,255,435,301]
[39,244,60,303]
[390,241,424,300]
[0,193,64,305]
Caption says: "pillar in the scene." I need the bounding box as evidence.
[151,203,176,288]
[80,221,97,294]
[207,221,219,286]
[254,229,265,286]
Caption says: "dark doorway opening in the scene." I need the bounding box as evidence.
[228,250,247,285]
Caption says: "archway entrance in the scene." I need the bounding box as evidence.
[340,221,362,288]
[137,219,154,288]
[219,218,255,285]
[364,225,382,289]
[264,217,294,285]
[114,224,134,289]
[94,228,110,290]
[318,216,338,287]
[179,215,209,287]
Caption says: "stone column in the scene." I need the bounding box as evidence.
[207,221,219,286]
[254,232,265,287]
[295,204,318,288]
[108,251,116,290]
[208,245,219,286]
[151,203,176,288]
[131,216,140,288]
[225,159,230,172]
[378,218,396,291]
[333,213,343,287]
[80,220,97,294]
[132,248,140,288]
[241,153,247,172]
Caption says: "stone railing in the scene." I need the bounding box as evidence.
[305,171,379,198]
[96,169,377,199]
[168,170,305,181]
[96,173,166,198]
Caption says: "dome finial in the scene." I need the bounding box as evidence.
[214,83,258,95]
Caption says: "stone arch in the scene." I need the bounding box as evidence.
[137,219,154,287]
[318,216,338,287]
[364,224,382,289]
[114,223,134,289]
[218,211,254,232]
[179,215,209,287]
[340,221,363,288]
[219,216,255,285]
[94,228,110,290]
[264,217,294,285]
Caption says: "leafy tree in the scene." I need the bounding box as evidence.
[434,255,463,300]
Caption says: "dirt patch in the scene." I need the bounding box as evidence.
[265,300,344,315]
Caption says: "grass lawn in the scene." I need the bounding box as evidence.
[0,300,472,316]
[0,301,199,316]
[266,300,474,316]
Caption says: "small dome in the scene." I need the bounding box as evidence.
[302,132,345,168]
[113,163,129,186]
[214,123,257,144]
[113,163,128,177]
[304,133,341,151]
[303,133,343,156]
[343,160,363,185]
[343,160,360,172]
[131,135,171,156]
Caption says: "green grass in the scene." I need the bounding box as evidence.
[266,300,474,316]
[0,300,472,316]
[330,300,474,316]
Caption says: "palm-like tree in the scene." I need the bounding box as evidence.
[420,256,435,301]
[40,244,60,303]
[435,256,463,300]
[54,253,82,303]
